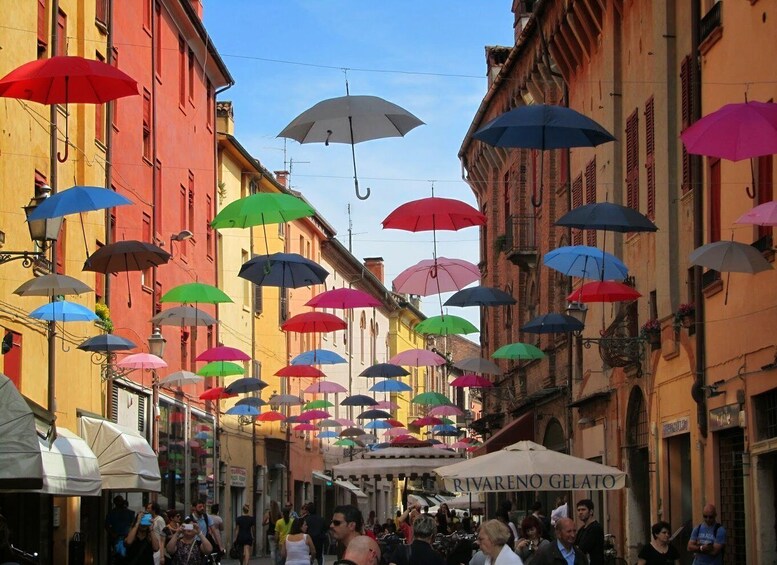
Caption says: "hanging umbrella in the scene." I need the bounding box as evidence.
[268,394,304,406]
[116,352,167,370]
[304,381,348,394]
[197,361,244,378]
[444,286,515,308]
[334,438,363,447]
[376,402,401,412]
[492,342,546,360]
[298,410,331,421]
[385,427,410,437]
[736,201,777,226]
[555,202,658,233]
[158,371,202,387]
[318,430,339,439]
[450,374,493,388]
[410,416,444,427]
[211,192,314,229]
[26,186,132,221]
[291,349,347,366]
[433,425,461,437]
[318,419,343,428]
[410,392,451,406]
[275,365,325,378]
[382,196,486,232]
[14,273,92,297]
[388,349,447,367]
[415,315,478,336]
[293,423,318,432]
[340,427,367,438]
[341,394,378,407]
[390,436,431,448]
[364,420,393,430]
[0,56,138,161]
[278,92,424,200]
[199,387,237,401]
[428,405,464,417]
[334,418,357,427]
[369,379,413,393]
[151,306,218,327]
[306,288,381,309]
[225,405,260,417]
[452,357,502,375]
[393,257,480,296]
[236,397,267,408]
[257,411,286,422]
[161,283,232,305]
[689,240,773,304]
[543,245,629,281]
[225,378,268,395]
[281,312,346,333]
[29,301,98,323]
[522,313,584,334]
[304,399,334,410]
[239,253,329,288]
[77,334,136,353]
[359,363,410,378]
[566,281,642,303]
[196,346,250,362]
[357,409,392,420]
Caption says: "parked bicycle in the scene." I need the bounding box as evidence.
[603,533,628,565]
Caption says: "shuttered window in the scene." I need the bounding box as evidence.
[572,174,583,245]
[757,156,774,241]
[142,89,151,160]
[585,158,597,247]
[709,159,721,243]
[645,96,656,219]
[681,56,694,194]
[37,0,48,57]
[626,109,639,211]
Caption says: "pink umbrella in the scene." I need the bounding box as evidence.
[450,374,493,388]
[389,348,447,367]
[306,287,381,309]
[428,405,464,417]
[736,200,777,226]
[117,353,167,370]
[374,400,400,410]
[450,440,474,449]
[384,427,410,437]
[293,423,318,432]
[335,418,356,427]
[298,409,331,421]
[303,380,347,394]
[433,442,453,449]
[393,257,480,296]
[196,346,250,362]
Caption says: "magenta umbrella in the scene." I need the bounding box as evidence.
[117,353,167,370]
[303,380,347,394]
[389,348,447,367]
[450,374,493,388]
[293,423,318,432]
[196,346,250,362]
[298,409,331,421]
[736,200,777,226]
[306,287,381,309]
[393,257,480,296]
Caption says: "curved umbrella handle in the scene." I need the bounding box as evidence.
[57,83,70,163]
[354,178,371,200]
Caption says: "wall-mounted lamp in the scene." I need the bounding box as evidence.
[0,185,62,269]
[168,230,193,258]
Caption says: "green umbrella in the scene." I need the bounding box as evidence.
[492,342,546,360]
[211,193,314,229]
[333,438,362,447]
[197,361,245,377]
[415,315,478,336]
[411,391,451,406]
[160,282,232,304]
[304,399,335,410]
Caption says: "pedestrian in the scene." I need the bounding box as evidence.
[145,503,166,565]
[276,506,294,565]
[330,505,364,559]
[436,503,450,535]
[209,503,225,558]
[638,521,679,565]
[495,501,517,549]
[166,517,213,564]
[234,504,256,565]
[531,518,587,565]
[687,504,726,565]
[162,510,181,563]
[530,501,551,541]
[336,535,381,565]
[105,495,136,564]
[396,503,420,544]
[124,510,161,565]
[515,515,549,564]
[473,519,522,565]
[303,502,327,565]
[265,500,282,560]
[549,497,567,527]
[574,499,603,565]
[282,518,317,565]
[388,515,446,565]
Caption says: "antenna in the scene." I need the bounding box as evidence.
[347,204,353,252]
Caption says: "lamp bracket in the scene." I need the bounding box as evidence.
[0,250,46,268]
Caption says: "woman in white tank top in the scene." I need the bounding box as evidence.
[282,518,316,565]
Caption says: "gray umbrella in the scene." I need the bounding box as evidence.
[150,305,217,327]
[14,273,92,297]
[453,357,502,375]
[689,240,773,304]
[278,92,424,200]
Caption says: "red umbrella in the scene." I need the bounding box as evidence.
[306,287,381,309]
[275,365,325,378]
[566,281,642,303]
[196,346,251,362]
[382,197,486,232]
[393,257,480,296]
[199,387,237,401]
[450,374,493,388]
[410,416,443,427]
[281,312,347,333]
[387,418,404,427]
[0,56,138,161]
[257,411,286,422]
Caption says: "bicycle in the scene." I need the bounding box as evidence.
[603,533,629,565]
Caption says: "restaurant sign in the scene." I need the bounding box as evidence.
[230,466,247,488]
[709,404,740,432]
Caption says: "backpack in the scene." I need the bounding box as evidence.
[694,522,724,558]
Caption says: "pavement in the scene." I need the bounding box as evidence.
[219,554,334,565]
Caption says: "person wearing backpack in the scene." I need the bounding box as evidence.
[687,504,726,564]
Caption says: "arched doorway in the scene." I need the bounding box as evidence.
[531,418,567,522]
[626,387,650,549]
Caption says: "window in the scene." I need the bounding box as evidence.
[95,52,105,144]
[178,36,186,107]
[188,170,195,235]
[56,9,66,56]
[2,331,22,389]
[253,279,263,315]
[680,55,694,194]
[584,158,597,247]
[143,0,151,31]
[205,194,213,259]
[179,185,187,258]
[242,250,250,308]
[572,174,583,245]
[359,312,366,363]
[279,288,288,322]
[645,96,656,219]
[154,2,162,77]
[299,235,305,256]
[37,0,47,57]
[206,79,213,130]
[110,47,119,129]
[96,0,108,25]
[141,214,151,287]
[180,329,189,370]
[709,158,721,243]
[154,159,162,234]
[188,48,194,102]
[757,155,773,242]
[55,218,67,274]
[503,170,511,240]
[626,109,639,211]
[142,88,151,160]
[369,320,376,365]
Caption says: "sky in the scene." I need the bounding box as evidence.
[203,1,516,339]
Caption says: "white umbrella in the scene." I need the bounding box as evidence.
[433,440,626,494]
[158,371,202,387]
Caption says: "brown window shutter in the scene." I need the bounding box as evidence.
[645,97,656,219]
[626,109,640,211]
[572,174,583,245]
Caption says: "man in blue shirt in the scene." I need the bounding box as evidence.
[532,518,587,565]
[687,504,726,565]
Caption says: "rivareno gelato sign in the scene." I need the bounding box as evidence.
[444,472,625,493]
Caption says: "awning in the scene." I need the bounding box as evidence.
[0,374,43,490]
[333,446,462,480]
[38,427,102,496]
[475,411,534,455]
[335,479,368,498]
[312,470,331,483]
[79,416,161,492]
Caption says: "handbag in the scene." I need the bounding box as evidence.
[230,545,241,559]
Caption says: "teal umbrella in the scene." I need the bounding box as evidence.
[492,342,546,360]
[415,315,478,336]
[410,391,450,406]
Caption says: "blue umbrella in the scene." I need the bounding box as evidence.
[236,397,267,408]
[318,430,339,439]
[444,286,516,307]
[341,394,378,407]
[29,300,98,322]
[291,349,347,365]
[26,185,132,221]
[543,245,629,281]
[360,363,410,378]
[194,431,211,440]
[357,409,392,420]
[238,252,329,288]
[77,333,136,352]
[555,202,658,233]
[225,405,260,416]
[433,425,462,437]
[364,420,393,430]
[369,379,413,393]
[522,313,584,334]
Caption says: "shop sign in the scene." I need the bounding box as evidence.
[662,417,689,438]
[230,466,247,488]
[709,404,740,432]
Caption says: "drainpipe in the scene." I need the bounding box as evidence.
[47,0,60,415]
[104,0,115,420]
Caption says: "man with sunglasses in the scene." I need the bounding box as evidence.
[331,505,364,559]
[687,504,726,564]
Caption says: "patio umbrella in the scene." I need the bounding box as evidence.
[359,363,410,378]
[566,281,642,303]
[116,352,167,370]
[434,440,626,493]
[158,371,202,387]
[239,253,329,288]
[225,405,260,417]
[151,306,218,327]
[236,397,267,408]
[225,378,268,395]
[77,334,136,353]
[369,379,413,393]
[0,55,138,161]
[197,361,244,378]
[393,257,480,296]
[196,346,250,362]
[199,387,237,401]
[415,315,478,336]
[444,286,516,308]
[281,312,346,333]
[306,288,381,309]
[543,245,629,281]
[14,273,92,297]
[492,342,546,360]
[555,202,658,233]
[736,200,777,226]
[161,283,232,305]
[341,394,378,407]
[452,357,502,375]
[304,400,334,409]
[450,374,493,388]
[357,409,392,420]
[278,91,424,200]
[410,392,451,406]
[522,313,584,334]
[388,349,446,367]
[291,349,346,366]
[275,365,325,378]
[689,240,773,304]
[304,381,347,394]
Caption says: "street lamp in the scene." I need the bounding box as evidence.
[0,185,63,268]
[147,327,167,457]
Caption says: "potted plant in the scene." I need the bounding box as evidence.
[493,234,508,254]
[674,303,695,329]
[640,318,661,346]
[95,302,114,333]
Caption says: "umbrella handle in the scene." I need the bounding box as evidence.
[57,83,70,163]
[354,178,371,200]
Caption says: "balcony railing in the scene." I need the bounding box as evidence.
[505,214,537,270]
[700,1,722,45]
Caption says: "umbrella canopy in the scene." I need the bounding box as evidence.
[543,245,629,281]
[281,312,346,333]
[377,402,401,412]
[275,365,325,378]
[335,418,357,427]
[199,387,237,401]
[415,315,478,336]
[161,283,232,305]
[236,397,267,408]
[357,409,392,420]
[293,423,318,432]
[393,257,480,296]
[257,411,286,422]
[14,273,92,297]
[303,380,348,394]
[410,416,444,427]
[411,392,451,406]
[555,202,658,233]
[382,197,486,232]
[225,378,268,395]
[341,394,378,407]
[77,334,136,353]
[83,240,170,273]
[385,427,411,437]
[319,419,343,428]
[736,200,777,226]
[364,420,393,430]
[339,427,367,438]
[304,400,334,410]
[444,286,516,307]
[225,405,260,417]
[196,346,250,362]
[522,313,584,334]
[567,281,642,303]
[334,438,363,447]
[318,430,339,439]
[26,186,132,221]
[197,361,245,378]
[239,253,329,288]
[369,379,413,393]
[268,394,304,406]
[689,241,773,273]
[434,440,626,493]
[158,371,202,387]
[151,306,218,327]
[428,405,464,417]
[291,349,347,366]
[680,100,777,161]
[116,353,167,370]
[306,288,381,309]
[452,357,502,375]
[433,424,461,436]
[473,104,616,150]
[492,342,546,360]
[450,374,493,388]
[298,410,331,421]
[29,300,98,323]
[211,192,314,229]
[359,363,410,378]
[389,349,447,367]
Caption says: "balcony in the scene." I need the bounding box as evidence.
[699,1,722,52]
[504,214,537,270]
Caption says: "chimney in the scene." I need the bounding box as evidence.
[189,0,203,19]
[216,101,234,135]
[363,257,384,284]
[485,46,510,88]
[275,171,289,187]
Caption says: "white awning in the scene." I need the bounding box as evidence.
[80,416,161,492]
[333,447,462,480]
[38,427,102,497]
[0,374,43,490]
[312,470,331,483]
[335,479,368,498]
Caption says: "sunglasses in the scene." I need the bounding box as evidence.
[331,519,343,526]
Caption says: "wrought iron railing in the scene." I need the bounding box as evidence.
[700,1,722,44]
